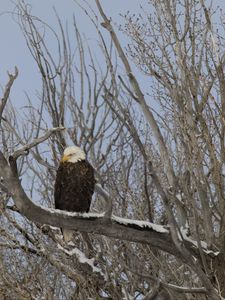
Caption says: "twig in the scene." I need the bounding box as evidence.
[118,75,139,101]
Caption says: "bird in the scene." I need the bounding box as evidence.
[54,145,96,242]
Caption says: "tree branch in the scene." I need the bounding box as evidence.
[0,67,18,124]
[11,127,65,160]
[0,150,179,257]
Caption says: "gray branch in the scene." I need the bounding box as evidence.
[0,149,182,259]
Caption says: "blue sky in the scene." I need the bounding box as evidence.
[0,0,225,108]
[0,0,141,105]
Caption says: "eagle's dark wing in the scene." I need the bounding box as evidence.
[54,163,64,210]
[54,160,95,213]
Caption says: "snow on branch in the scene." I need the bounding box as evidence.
[45,208,105,219]
[57,244,106,280]
[112,215,169,233]
[180,227,219,257]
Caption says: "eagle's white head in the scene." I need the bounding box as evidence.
[62,146,86,163]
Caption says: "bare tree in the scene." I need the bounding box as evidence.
[0,0,225,299]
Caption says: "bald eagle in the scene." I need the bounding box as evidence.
[54,146,95,242]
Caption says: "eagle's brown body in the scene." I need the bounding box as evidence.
[54,160,95,213]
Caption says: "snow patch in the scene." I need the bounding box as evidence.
[176,193,182,201]
[176,193,185,204]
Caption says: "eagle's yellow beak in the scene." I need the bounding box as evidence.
[61,154,69,162]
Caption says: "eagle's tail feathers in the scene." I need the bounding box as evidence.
[62,228,74,243]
